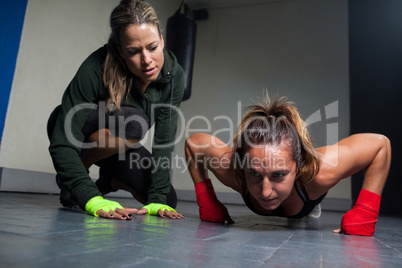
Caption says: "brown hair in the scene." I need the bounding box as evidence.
[103,0,162,112]
[232,93,319,189]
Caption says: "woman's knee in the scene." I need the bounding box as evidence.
[83,106,150,144]
[111,106,150,141]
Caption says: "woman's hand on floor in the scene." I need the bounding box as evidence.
[96,207,139,220]
[85,196,138,220]
[137,203,184,219]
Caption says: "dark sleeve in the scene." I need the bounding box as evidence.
[146,68,185,204]
[48,50,105,209]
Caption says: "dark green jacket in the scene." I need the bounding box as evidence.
[48,45,185,209]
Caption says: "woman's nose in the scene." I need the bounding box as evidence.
[142,52,151,64]
[261,178,272,198]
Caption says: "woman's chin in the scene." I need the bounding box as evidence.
[258,198,280,211]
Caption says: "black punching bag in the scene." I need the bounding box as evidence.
[166,1,197,101]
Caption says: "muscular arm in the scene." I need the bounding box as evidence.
[185,133,239,223]
[309,133,391,198]
[185,133,241,192]
[311,133,391,236]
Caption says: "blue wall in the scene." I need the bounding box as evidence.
[0,0,28,141]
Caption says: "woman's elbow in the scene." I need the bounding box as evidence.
[185,133,211,155]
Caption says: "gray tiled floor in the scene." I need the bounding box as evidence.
[0,192,401,267]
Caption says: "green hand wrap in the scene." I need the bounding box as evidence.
[85,196,124,217]
[142,203,176,215]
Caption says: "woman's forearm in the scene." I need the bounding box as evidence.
[185,134,209,184]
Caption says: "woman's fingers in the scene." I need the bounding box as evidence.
[136,208,184,219]
[114,207,134,220]
[96,207,139,220]
[95,207,184,220]
[136,208,148,215]
[96,209,117,219]
[160,209,184,219]
[122,207,139,214]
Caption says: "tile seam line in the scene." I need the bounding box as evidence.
[264,232,296,262]
[375,237,402,255]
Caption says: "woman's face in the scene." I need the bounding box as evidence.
[119,23,164,90]
[244,141,297,211]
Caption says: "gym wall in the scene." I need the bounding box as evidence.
[0,0,350,209]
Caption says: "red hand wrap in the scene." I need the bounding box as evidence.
[195,179,232,223]
[341,189,381,236]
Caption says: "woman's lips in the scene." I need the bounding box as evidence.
[143,67,155,76]
[259,198,277,205]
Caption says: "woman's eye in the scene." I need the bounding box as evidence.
[149,46,157,52]
[271,173,287,181]
[249,170,260,177]
[129,50,139,55]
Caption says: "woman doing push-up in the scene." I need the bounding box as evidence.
[185,94,391,236]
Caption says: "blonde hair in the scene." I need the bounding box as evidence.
[232,93,319,189]
[103,0,162,112]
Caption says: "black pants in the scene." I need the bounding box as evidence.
[82,106,177,208]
